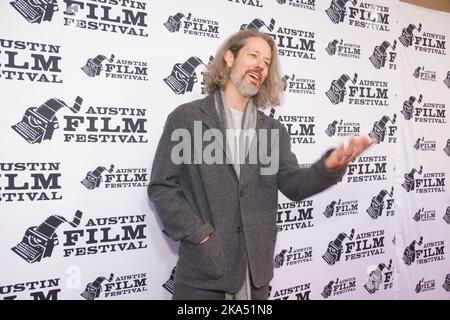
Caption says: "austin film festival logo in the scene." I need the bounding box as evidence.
[399,23,446,55]
[369,40,397,70]
[11,96,82,144]
[443,206,450,224]
[81,53,148,80]
[277,114,315,145]
[325,73,389,107]
[9,0,59,23]
[321,277,356,298]
[325,0,390,31]
[227,0,263,8]
[0,162,62,203]
[322,229,354,265]
[444,71,450,88]
[277,199,314,232]
[1,277,62,300]
[403,237,445,266]
[10,0,149,37]
[163,11,220,39]
[80,273,114,300]
[274,246,312,268]
[325,119,361,138]
[282,74,316,95]
[12,98,149,144]
[368,114,397,144]
[413,66,436,82]
[323,228,385,265]
[401,95,447,124]
[402,166,446,194]
[415,278,436,294]
[164,56,213,95]
[275,0,315,11]
[0,38,62,83]
[63,0,149,37]
[325,38,361,60]
[413,137,436,152]
[325,73,357,105]
[364,259,393,294]
[162,266,177,294]
[323,198,359,218]
[81,164,148,190]
[444,139,450,156]
[81,272,148,300]
[346,154,388,183]
[62,214,148,257]
[11,210,83,263]
[366,186,394,220]
[270,282,311,300]
[239,18,316,60]
[443,274,450,292]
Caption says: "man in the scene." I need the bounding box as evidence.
[148,29,374,300]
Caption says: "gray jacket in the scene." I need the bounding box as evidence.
[148,93,345,293]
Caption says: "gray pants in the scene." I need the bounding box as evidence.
[173,282,269,300]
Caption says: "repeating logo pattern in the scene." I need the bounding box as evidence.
[326,0,390,31]
[10,0,59,23]
[3,0,449,300]
[275,246,313,268]
[368,114,396,143]
[12,96,83,144]
[364,259,393,294]
[322,229,354,265]
[0,162,63,202]
[270,283,311,300]
[164,56,212,95]
[164,12,219,38]
[366,187,394,219]
[399,23,446,55]
[323,198,359,218]
[81,165,115,189]
[12,210,83,263]
[322,277,356,298]
[81,273,114,300]
[326,38,361,60]
[325,73,358,105]
[276,0,315,11]
[369,40,396,69]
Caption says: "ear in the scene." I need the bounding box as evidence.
[224,50,234,68]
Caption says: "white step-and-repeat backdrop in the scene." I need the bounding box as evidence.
[1,0,449,300]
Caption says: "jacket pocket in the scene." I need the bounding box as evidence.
[179,232,225,280]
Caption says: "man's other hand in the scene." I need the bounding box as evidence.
[325,135,375,171]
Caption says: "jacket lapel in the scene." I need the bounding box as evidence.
[199,94,235,170]
[239,112,267,190]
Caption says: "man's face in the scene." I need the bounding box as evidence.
[226,36,272,97]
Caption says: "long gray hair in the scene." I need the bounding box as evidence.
[203,29,283,108]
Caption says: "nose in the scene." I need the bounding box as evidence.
[254,59,266,73]
[256,58,266,69]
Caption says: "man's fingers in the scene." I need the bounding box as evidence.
[343,136,355,158]
[337,142,345,161]
[367,134,376,146]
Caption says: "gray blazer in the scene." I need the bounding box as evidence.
[148,93,345,293]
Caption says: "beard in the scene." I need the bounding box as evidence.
[229,67,261,97]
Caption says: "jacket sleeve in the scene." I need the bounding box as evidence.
[147,114,213,245]
[277,122,346,201]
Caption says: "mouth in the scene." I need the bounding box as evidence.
[246,71,262,86]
